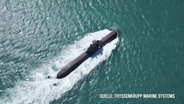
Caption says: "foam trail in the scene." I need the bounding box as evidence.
[0,29,119,104]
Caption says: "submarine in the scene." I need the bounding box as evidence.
[56,30,118,79]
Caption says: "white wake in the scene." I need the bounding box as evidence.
[0,29,119,104]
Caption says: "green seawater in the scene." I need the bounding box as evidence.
[0,0,184,104]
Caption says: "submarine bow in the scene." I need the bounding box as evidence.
[57,30,118,79]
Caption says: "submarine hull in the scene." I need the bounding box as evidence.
[57,30,118,79]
